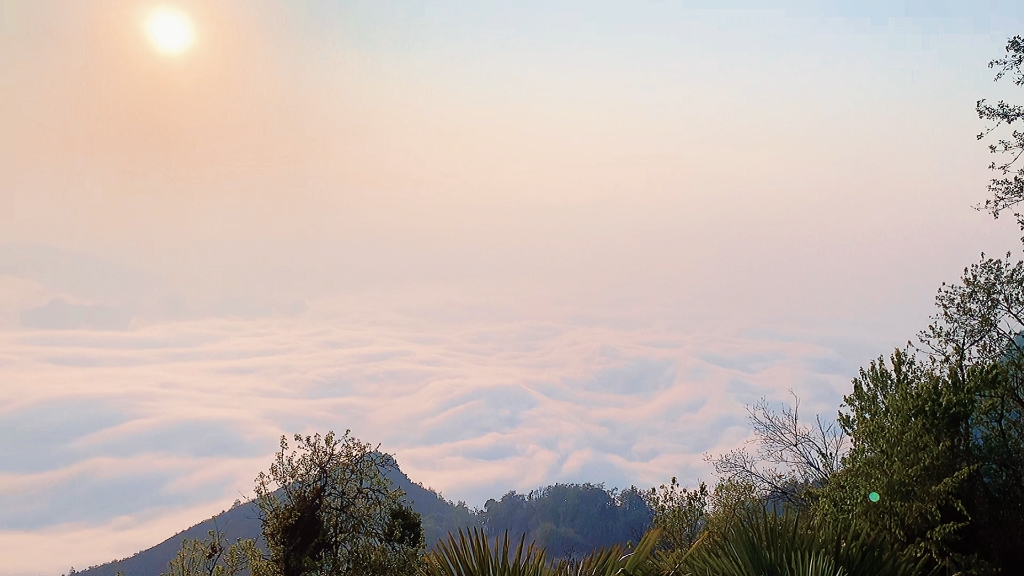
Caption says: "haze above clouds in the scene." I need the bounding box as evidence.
[3,1,1024,574]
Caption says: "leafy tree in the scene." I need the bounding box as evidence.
[819,350,984,573]
[976,36,1024,234]
[919,255,1024,371]
[808,254,1024,573]
[481,484,652,560]
[911,253,1024,569]
[793,35,1024,574]
[254,431,424,576]
[641,475,768,569]
[161,530,265,576]
[482,492,531,544]
[643,477,708,552]
[799,256,1024,574]
[914,256,1024,571]
[697,477,765,546]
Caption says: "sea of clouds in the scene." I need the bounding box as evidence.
[0,268,878,575]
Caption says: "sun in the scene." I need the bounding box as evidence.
[145,6,195,55]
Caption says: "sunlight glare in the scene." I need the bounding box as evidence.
[145,7,195,55]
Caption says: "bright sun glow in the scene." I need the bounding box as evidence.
[145,7,195,55]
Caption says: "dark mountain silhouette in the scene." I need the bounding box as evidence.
[74,466,479,576]
[73,464,654,576]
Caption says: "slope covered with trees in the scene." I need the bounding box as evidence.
[480,483,652,560]
[74,449,480,576]
[72,448,651,576]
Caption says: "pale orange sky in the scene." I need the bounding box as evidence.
[4,0,1010,306]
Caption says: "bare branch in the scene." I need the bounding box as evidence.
[709,392,848,508]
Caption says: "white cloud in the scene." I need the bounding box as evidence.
[0,289,871,574]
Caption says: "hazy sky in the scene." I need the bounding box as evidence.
[4,1,1024,574]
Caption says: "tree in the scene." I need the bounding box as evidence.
[913,255,1024,572]
[819,350,985,574]
[253,431,424,576]
[480,484,653,560]
[919,254,1024,373]
[812,256,1024,572]
[709,393,847,508]
[643,477,708,553]
[161,530,265,576]
[977,36,1024,235]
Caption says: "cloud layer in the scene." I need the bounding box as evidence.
[0,285,871,575]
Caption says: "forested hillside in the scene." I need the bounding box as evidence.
[73,464,480,576]
[480,484,652,559]
[72,465,653,576]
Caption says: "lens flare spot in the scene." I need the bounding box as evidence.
[145,7,195,55]
[868,491,880,503]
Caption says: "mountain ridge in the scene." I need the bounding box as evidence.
[72,466,654,576]
[73,466,479,576]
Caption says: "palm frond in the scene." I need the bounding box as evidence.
[680,508,931,576]
[421,528,553,576]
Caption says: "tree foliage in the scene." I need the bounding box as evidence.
[920,255,1024,370]
[977,36,1024,233]
[814,253,1024,573]
[254,431,424,576]
[820,350,982,573]
[161,530,264,576]
[481,484,651,560]
[643,477,708,553]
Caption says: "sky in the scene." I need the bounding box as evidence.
[4,1,1024,574]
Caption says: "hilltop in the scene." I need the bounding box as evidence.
[74,464,651,576]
